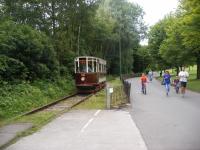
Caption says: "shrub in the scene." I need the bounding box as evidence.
[0,20,59,80]
[0,55,28,82]
[0,77,75,120]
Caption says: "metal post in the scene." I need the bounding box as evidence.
[106,85,110,109]
[106,84,111,109]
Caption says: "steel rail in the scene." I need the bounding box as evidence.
[23,93,79,116]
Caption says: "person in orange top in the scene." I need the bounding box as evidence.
[140,73,148,94]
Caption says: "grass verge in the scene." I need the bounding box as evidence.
[0,77,76,124]
[187,74,200,93]
[74,77,126,110]
[74,90,106,109]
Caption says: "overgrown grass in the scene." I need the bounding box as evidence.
[106,75,118,81]
[0,77,76,122]
[109,77,121,87]
[74,90,106,109]
[74,77,125,110]
[187,74,200,93]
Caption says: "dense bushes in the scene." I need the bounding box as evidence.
[0,76,76,120]
[0,21,59,81]
[0,21,77,121]
[0,55,28,82]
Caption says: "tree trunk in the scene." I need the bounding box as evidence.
[197,56,200,79]
[180,65,183,71]
[176,66,179,76]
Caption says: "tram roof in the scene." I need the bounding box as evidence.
[75,56,106,64]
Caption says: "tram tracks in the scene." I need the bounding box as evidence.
[0,93,94,150]
[23,93,93,116]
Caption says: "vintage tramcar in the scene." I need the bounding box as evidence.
[74,56,106,93]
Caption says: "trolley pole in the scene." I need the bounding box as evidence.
[119,27,122,80]
[77,25,81,56]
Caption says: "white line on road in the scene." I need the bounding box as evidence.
[81,118,94,133]
[80,110,101,133]
[94,109,101,116]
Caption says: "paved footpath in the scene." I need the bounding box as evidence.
[127,78,200,150]
[0,123,32,147]
[4,109,147,150]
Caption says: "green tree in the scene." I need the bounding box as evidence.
[133,46,152,73]
[0,55,28,82]
[0,0,147,76]
[148,19,169,70]
[93,0,146,74]
[159,15,195,75]
[180,0,200,79]
[0,20,59,80]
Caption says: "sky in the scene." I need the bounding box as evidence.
[128,0,179,44]
[128,0,179,26]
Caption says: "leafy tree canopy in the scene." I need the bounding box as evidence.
[0,20,59,81]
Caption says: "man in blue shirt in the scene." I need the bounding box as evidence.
[163,71,171,96]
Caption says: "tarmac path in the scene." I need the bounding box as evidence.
[128,77,200,150]
[5,109,147,150]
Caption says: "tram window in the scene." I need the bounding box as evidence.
[76,61,79,73]
[79,61,87,72]
[99,64,102,72]
[99,64,101,72]
[88,61,93,72]
[97,63,99,72]
[94,61,96,72]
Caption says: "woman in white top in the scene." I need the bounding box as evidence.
[178,67,189,97]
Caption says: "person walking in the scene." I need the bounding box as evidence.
[140,73,148,94]
[148,70,153,81]
[163,71,171,96]
[178,67,189,97]
[173,76,180,94]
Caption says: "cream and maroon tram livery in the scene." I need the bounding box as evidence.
[74,56,106,93]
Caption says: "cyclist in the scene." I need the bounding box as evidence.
[163,71,171,96]
[140,73,148,94]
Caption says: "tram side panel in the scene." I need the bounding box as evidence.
[75,73,98,93]
[75,72,106,93]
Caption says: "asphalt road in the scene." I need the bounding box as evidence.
[128,78,200,150]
